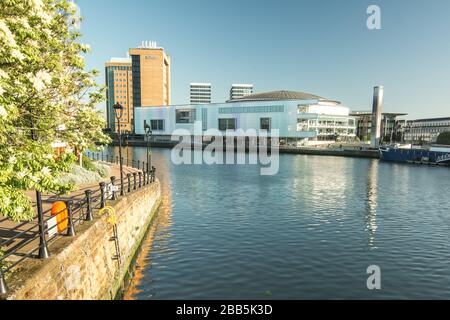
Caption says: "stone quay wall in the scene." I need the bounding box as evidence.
[7,180,161,300]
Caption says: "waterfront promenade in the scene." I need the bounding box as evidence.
[110,135,380,159]
[0,162,139,263]
[0,158,158,298]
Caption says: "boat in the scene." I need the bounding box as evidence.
[379,144,450,165]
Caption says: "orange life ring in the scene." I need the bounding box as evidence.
[51,201,68,233]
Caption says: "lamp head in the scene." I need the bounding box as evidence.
[113,103,125,120]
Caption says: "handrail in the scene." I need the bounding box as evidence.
[0,152,157,295]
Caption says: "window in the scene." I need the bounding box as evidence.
[260,118,271,131]
[218,118,236,131]
[150,119,164,131]
[176,109,196,124]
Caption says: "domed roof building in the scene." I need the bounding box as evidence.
[227,90,340,104]
[134,89,356,147]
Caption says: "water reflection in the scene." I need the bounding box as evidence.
[365,160,379,248]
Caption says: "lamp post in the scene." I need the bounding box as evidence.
[113,103,125,196]
[144,122,152,172]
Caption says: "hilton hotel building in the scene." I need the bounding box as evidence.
[106,41,171,133]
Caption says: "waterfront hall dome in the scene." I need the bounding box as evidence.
[227,90,340,104]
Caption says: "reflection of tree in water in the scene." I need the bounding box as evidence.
[124,151,173,300]
[365,160,379,248]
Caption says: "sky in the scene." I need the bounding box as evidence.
[75,0,450,119]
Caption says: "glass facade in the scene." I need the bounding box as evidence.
[176,109,197,124]
[131,55,141,107]
[219,105,284,114]
[218,118,237,131]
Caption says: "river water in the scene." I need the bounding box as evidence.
[106,146,450,299]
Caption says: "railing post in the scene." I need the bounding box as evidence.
[66,200,75,237]
[138,172,142,188]
[152,166,156,183]
[85,190,93,221]
[115,156,119,164]
[99,182,106,209]
[36,191,50,259]
[133,172,137,190]
[143,170,147,185]
[110,176,117,200]
[137,160,140,170]
[127,173,131,193]
[97,153,100,161]
[0,267,7,296]
[101,153,104,161]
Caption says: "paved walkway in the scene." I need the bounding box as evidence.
[0,162,141,265]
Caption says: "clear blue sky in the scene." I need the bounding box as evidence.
[76,0,450,119]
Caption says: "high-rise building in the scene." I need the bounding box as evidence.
[105,58,133,133]
[190,83,212,104]
[129,41,171,108]
[106,41,171,133]
[230,84,253,101]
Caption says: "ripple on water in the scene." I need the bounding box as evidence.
[107,148,450,299]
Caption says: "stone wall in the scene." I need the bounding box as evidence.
[7,180,161,300]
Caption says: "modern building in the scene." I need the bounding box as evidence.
[129,41,171,108]
[106,41,171,133]
[350,111,408,143]
[105,58,133,132]
[404,117,450,143]
[190,83,212,104]
[134,90,356,146]
[229,84,253,101]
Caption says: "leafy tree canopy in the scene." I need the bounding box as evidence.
[436,132,450,145]
[0,0,110,221]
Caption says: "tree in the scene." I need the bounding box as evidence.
[436,132,450,145]
[0,0,110,221]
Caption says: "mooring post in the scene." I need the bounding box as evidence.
[0,267,7,296]
[36,191,50,259]
[127,173,132,193]
[99,182,106,208]
[85,190,93,221]
[66,200,75,237]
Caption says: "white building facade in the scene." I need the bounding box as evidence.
[190,83,211,104]
[135,91,356,146]
[230,84,254,101]
[404,117,450,143]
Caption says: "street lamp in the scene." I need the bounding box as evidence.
[144,122,152,172]
[113,103,125,196]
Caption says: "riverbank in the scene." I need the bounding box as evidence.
[3,166,161,300]
[111,138,380,159]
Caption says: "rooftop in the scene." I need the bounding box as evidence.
[227,90,339,103]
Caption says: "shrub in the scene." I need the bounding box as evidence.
[436,132,450,145]
[56,165,102,185]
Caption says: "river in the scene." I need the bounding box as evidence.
[105,146,450,299]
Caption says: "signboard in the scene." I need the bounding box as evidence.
[47,216,58,239]
[436,153,450,163]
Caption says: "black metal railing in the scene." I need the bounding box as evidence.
[0,153,156,295]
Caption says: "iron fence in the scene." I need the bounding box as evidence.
[0,153,156,296]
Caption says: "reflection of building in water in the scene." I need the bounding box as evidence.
[365,160,379,247]
[118,149,173,300]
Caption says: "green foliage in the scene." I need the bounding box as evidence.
[0,0,111,221]
[81,155,110,177]
[436,132,450,145]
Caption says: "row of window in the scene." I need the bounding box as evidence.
[144,117,272,132]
